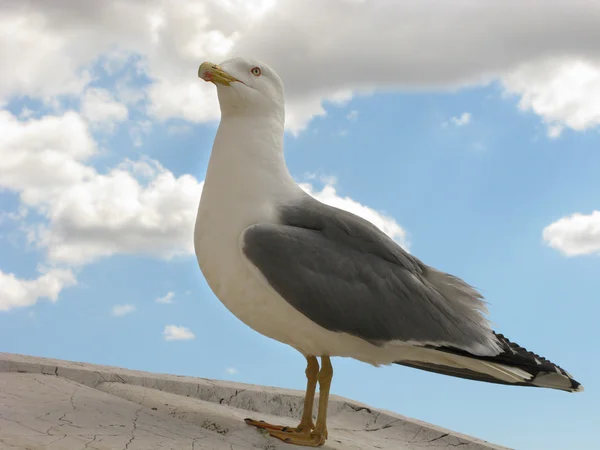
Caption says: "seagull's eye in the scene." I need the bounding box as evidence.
[251,67,262,76]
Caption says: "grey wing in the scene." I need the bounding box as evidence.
[241,198,500,356]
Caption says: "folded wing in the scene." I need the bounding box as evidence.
[241,196,500,356]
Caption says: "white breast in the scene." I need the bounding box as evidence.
[194,169,320,351]
[193,115,313,348]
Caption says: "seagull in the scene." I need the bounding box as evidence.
[194,57,583,447]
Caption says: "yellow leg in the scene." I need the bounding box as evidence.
[297,355,319,431]
[244,356,319,433]
[266,356,333,447]
[314,356,333,440]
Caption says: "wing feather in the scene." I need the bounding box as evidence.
[241,197,501,356]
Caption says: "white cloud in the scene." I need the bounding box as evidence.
[80,87,128,132]
[450,112,472,127]
[39,162,203,265]
[3,1,600,134]
[129,120,153,147]
[111,303,136,316]
[0,110,203,266]
[0,110,97,205]
[0,268,76,312]
[101,48,132,76]
[156,291,175,304]
[225,367,238,375]
[0,205,28,225]
[0,108,204,311]
[299,180,409,250]
[543,211,600,257]
[163,325,195,341]
[547,124,564,139]
[347,110,358,121]
[19,107,34,119]
[146,79,222,125]
[0,108,203,310]
[0,8,91,100]
[503,58,600,138]
[284,89,355,135]
[443,112,472,128]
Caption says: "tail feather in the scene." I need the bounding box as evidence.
[396,332,583,393]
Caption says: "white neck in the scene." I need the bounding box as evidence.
[201,114,300,208]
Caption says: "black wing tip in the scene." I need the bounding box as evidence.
[562,374,584,393]
[396,358,584,392]
[492,332,583,392]
[570,379,584,392]
[402,332,584,393]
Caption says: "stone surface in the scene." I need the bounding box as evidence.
[0,353,510,449]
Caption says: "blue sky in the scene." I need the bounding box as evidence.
[1,2,600,450]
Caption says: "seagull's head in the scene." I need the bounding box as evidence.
[199,57,284,119]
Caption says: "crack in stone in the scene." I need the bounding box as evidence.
[46,389,78,435]
[365,411,396,431]
[380,419,402,429]
[427,432,449,443]
[68,390,76,411]
[345,402,372,414]
[409,426,424,442]
[83,434,99,449]
[124,408,142,450]
[31,377,47,388]
[219,389,245,406]
[0,437,21,448]
[365,423,394,432]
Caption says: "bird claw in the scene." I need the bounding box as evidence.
[267,429,326,447]
[245,417,326,446]
[244,417,315,432]
[244,417,293,432]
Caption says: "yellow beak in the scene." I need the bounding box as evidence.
[198,62,240,86]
